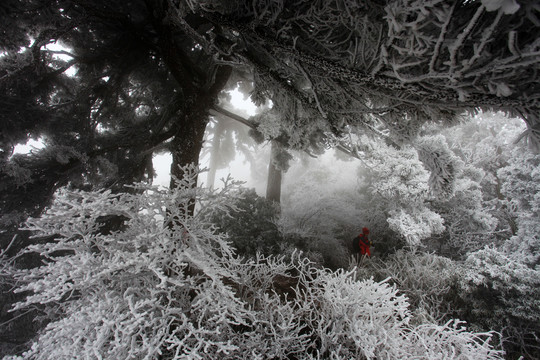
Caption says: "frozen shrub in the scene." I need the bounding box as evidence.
[353,250,464,324]
[354,136,445,248]
[4,165,504,359]
[207,188,283,257]
[497,149,540,265]
[461,247,540,358]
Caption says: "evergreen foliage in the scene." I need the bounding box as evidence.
[354,250,463,324]
[461,247,540,357]
[2,166,504,359]
[0,0,232,252]
[189,0,540,150]
[208,188,282,257]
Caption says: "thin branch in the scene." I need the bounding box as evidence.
[335,143,361,160]
[296,62,327,118]
[461,8,504,73]
[0,310,34,329]
[45,49,78,59]
[333,106,396,115]
[429,1,456,74]
[449,5,484,74]
[211,105,257,130]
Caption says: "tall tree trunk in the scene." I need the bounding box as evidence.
[145,0,232,194]
[266,140,282,203]
[169,66,232,213]
[207,119,226,189]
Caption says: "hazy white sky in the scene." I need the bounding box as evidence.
[153,86,261,189]
[13,138,46,155]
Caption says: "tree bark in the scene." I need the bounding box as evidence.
[169,66,232,213]
[266,140,282,203]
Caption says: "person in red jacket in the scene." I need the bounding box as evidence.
[352,227,371,257]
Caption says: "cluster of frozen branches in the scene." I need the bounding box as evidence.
[2,165,504,359]
[184,0,540,153]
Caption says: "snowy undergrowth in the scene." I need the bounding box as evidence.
[3,166,503,359]
[353,250,463,325]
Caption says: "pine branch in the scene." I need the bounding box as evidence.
[429,1,456,74]
[448,5,484,75]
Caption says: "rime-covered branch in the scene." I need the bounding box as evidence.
[195,0,539,149]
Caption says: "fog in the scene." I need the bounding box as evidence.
[153,87,359,198]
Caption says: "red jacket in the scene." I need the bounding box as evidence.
[353,227,371,256]
[358,234,371,256]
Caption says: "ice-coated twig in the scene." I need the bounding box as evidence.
[429,1,456,73]
[297,62,327,118]
[448,5,484,74]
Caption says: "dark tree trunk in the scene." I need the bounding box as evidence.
[145,0,232,196]
[266,140,282,203]
[169,66,232,213]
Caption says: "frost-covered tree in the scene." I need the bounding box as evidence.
[414,132,498,256]
[408,114,540,356]
[1,1,232,345]
[497,149,540,262]
[413,113,531,256]
[2,166,505,360]
[355,136,445,247]
[461,247,540,358]
[0,0,233,235]
[187,0,540,151]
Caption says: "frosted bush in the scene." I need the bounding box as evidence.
[398,320,501,359]
[4,165,503,359]
[356,135,446,247]
[463,248,540,323]
[460,247,540,356]
[387,207,445,247]
[416,135,458,199]
[497,149,540,264]
[354,250,463,324]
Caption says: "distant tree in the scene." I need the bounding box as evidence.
[209,105,297,203]
[202,108,259,189]
[204,117,236,188]
[279,154,359,267]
